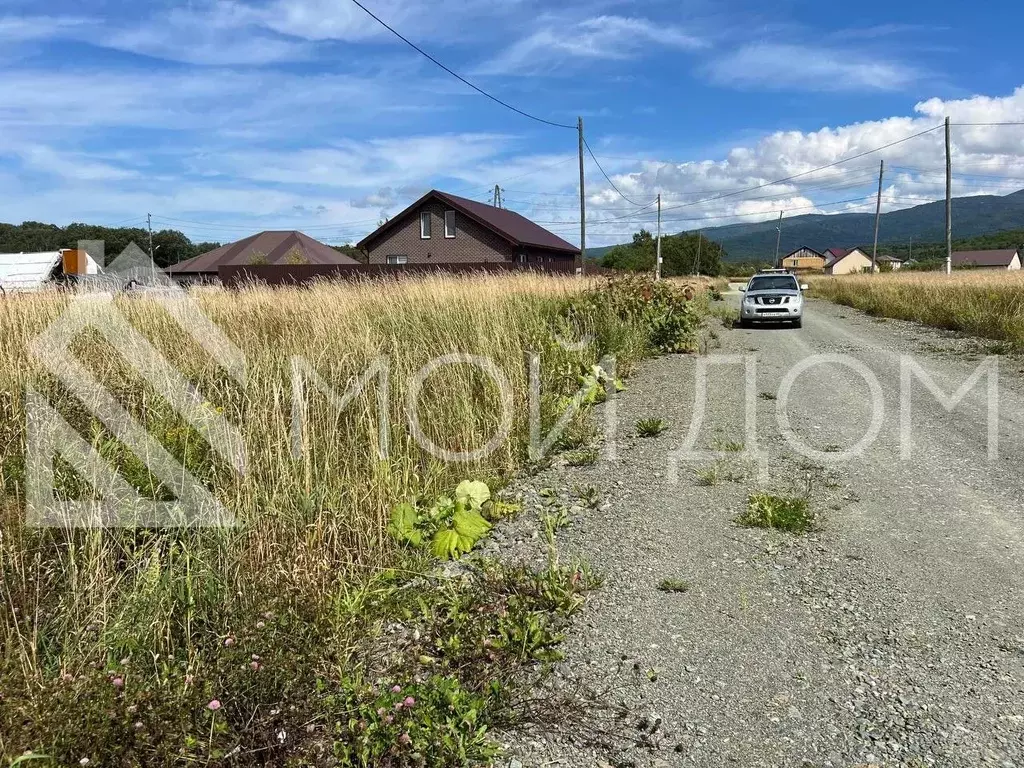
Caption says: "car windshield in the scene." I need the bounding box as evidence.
[747,276,799,291]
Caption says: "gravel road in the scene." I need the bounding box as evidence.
[502,290,1024,768]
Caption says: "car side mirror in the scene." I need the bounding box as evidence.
[739,287,746,292]
[800,283,809,291]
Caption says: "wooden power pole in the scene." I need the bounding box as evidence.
[578,116,586,275]
[871,159,884,273]
[774,211,783,266]
[655,194,662,281]
[945,116,952,275]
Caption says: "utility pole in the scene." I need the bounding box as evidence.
[774,211,783,266]
[695,229,703,276]
[945,115,952,275]
[909,236,913,264]
[871,159,884,273]
[492,184,503,208]
[578,116,586,275]
[655,193,662,281]
[147,212,154,282]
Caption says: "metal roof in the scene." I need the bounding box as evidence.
[358,190,581,255]
[0,251,62,292]
[951,249,1020,267]
[167,231,361,274]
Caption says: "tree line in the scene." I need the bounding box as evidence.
[597,230,727,276]
[0,222,221,269]
[866,229,1024,269]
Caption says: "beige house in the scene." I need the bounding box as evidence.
[823,247,874,275]
[780,246,825,272]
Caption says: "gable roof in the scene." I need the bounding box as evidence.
[357,190,580,255]
[782,246,825,259]
[167,231,360,274]
[824,247,871,265]
[951,248,1019,267]
[823,247,850,260]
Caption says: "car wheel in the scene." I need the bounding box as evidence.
[737,318,749,328]
[793,318,803,328]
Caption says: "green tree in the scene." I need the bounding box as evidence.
[599,229,727,276]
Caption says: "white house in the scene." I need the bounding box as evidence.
[0,249,102,293]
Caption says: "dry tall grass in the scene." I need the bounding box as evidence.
[0,273,670,764]
[808,271,1024,346]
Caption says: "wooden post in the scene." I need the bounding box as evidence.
[655,194,662,281]
[945,116,952,275]
[578,117,586,275]
[871,159,884,273]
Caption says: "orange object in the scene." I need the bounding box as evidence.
[61,249,87,276]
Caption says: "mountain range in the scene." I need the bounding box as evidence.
[590,189,1024,263]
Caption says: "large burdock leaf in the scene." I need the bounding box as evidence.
[387,502,422,546]
[455,480,490,510]
[453,505,490,543]
[431,527,462,559]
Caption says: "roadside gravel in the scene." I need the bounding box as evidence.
[497,293,1024,768]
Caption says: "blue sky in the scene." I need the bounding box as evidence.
[2,0,1024,247]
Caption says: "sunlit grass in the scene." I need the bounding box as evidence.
[808,271,1024,347]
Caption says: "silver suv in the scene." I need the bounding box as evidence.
[739,272,808,328]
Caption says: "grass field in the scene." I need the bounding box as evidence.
[0,273,705,766]
[808,271,1024,347]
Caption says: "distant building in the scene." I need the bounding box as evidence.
[166,231,359,281]
[357,190,580,267]
[951,249,1021,270]
[0,249,101,293]
[780,246,825,272]
[823,247,874,275]
[875,254,904,270]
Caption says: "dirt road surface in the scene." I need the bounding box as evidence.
[506,292,1024,768]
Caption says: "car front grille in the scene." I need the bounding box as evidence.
[754,294,790,305]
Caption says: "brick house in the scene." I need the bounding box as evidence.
[357,190,580,268]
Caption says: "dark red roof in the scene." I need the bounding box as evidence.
[824,247,850,259]
[951,249,1020,267]
[357,190,580,255]
[168,231,359,274]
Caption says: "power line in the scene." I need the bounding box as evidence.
[348,0,574,130]
[541,192,937,231]
[583,137,652,207]
[656,124,944,214]
[950,121,1024,126]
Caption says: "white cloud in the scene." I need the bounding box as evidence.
[208,133,514,189]
[567,86,1024,243]
[105,4,312,66]
[704,43,923,92]
[477,15,705,75]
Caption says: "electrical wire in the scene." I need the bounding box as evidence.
[583,137,652,207]
[655,124,945,214]
[348,0,574,130]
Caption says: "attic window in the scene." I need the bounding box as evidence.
[444,210,456,238]
[420,212,431,239]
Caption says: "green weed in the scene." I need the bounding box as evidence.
[657,579,691,593]
[739,492,814,533]
[635,418,667,437]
